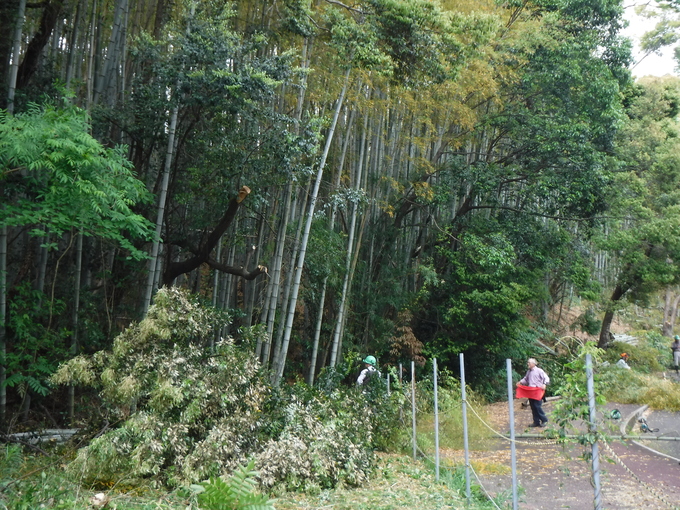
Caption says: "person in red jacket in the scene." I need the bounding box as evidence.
[516,358,550,427]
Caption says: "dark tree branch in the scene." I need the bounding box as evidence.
[324,0,364,14]
[162,186,257,286]
[461,205,628,222]
[17,0,64,89]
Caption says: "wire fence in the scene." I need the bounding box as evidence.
[401,354,678,510]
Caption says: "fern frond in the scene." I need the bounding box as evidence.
[197,460,275,510]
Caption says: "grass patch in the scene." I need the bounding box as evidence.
[413,379,495,454]
[600,368,680,411]
[417,406,497,453]
[274,453,501,510]
[2,447,503,510]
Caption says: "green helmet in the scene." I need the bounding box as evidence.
[675,335,680,340]
[363,355,377,366]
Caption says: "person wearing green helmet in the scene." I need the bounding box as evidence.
[357,355,379,385]
[672,335,680,374]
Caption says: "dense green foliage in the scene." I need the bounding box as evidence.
[4,284,70,399]
[550,343,606,441]
[594,76,680,345]
[0,103,153,253]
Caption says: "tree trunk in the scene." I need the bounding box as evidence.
[6,0,26,114]
[153,0,168,39]
[259,183,293,361]
[221,228,237,338]
[36,234,50,297]
[272,66,351,385]
[307,280,327,385]
[118,0,130,107]
[338,203,368,358]
[0,0,20,108]
[307,105,355,384]
[598,284,626,348]
[85,0,98,110]
[65,0,84,89]
[244,214,265,327]
[93,0,126,105]
[329,104,369,367]
[69,231,83,425]
[262,37,312,362]
[0,225,7,428]
[663,288,673,337]
[270,183,309,367]
[142,102,178,314]
[161,186,265,286]
[662,288,680,337]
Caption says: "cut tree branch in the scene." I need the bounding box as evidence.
[162,186,265,285]
[206,259,267,280]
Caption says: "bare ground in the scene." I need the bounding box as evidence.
[440,399,680,509]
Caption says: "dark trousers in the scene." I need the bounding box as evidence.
[529,398,548,425]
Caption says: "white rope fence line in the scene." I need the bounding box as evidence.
[465,400,560,446]
[465,398,678,509]
[404,418,506,510]
[404,390,558,446]
[405,380,678,510]
[600,439,678,510]
[468,463,503,510]
[402,394,506,509]
[400,356,680,510]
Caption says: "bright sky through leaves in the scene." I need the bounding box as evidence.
[623,4,678,78]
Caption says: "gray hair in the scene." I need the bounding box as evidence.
[527,358,538,365]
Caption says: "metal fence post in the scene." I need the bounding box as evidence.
[586,353,602,510]
[507,359,518,510]
[460,353,471,504]
[412,360,417,461]
[434,358,440,481]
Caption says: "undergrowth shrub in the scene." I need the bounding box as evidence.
[52,288,266,486]
[192,459,275,510]
[314,361,407,453]
[256,392,374,492]
[551,342,607,437]
[644,330,676,368]
[0,445,72,510]
[252,365,406,492]
[51,287,395,492]
[604,340,662,373]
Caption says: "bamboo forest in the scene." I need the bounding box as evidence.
[2,0,680,506]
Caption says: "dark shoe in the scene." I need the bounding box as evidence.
[528,423,542,428]
[541,420,549,426]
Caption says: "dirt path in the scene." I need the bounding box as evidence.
[441,400,680,509]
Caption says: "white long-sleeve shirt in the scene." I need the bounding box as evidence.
[357,365,377,385]
[519,366,549,387]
